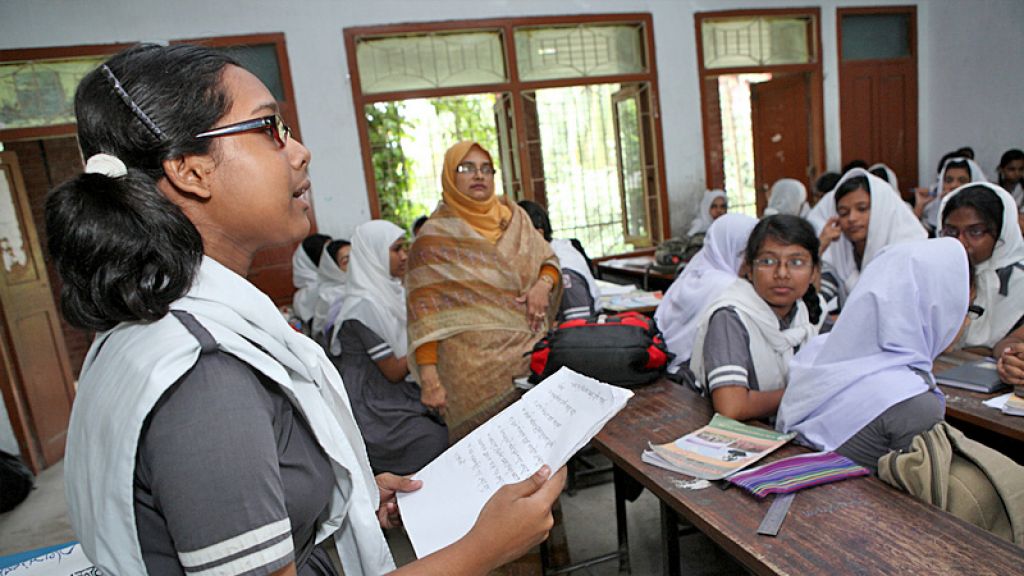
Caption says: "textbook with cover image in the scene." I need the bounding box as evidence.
[643,414,795,480]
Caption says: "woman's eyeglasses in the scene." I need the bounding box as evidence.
[195,114,291,148]
[968,304,985,320]
[456,162,497,177]
[940,224,991,240]
[752,257,811,271]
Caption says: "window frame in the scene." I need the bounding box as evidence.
[343,13,670,249]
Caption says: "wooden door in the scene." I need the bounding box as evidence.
[0,151,76,473]
[750,73,812,215]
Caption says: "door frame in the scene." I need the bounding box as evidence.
[694,8,825,202]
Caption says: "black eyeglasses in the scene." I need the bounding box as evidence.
[968,304,985,320]
[195,114,291,148]
[940,224,991,240]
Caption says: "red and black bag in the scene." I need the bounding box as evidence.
[527,312,674,388]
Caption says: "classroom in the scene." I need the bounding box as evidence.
[0,0,1022,574]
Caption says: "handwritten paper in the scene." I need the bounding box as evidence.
[0,542,96,575]
[397,367,632,558]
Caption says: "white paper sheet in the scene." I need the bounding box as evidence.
[397,367,632,558]
[983,392,1012,410]
[1,543,96,575]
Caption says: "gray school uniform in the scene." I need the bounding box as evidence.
[134,349,337,576]
[333,319,448,476]
[701,306,798,393]
[558,269,596,320]
[838,386,945,473]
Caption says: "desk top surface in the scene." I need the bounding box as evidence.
[935,353,1024,443]
[593,380,1024,576]
[596,254,676,281]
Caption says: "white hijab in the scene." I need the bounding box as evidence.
[922,157,987,231]
[66,257,393,576]
[821,168,926,302]
[778,239,968,452]
[291,242,321,322]
[331,221,408,357]
[764,179,809,217]
[868,163,900,195]
[940,182,1024,348]
[655,213,758,369]
[312,243,349,338]
[551,238,600,306]
[687,189,727,236]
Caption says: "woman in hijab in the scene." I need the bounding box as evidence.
[868,163,900,195]
[291,233,330,332]
[518,200,600,320]
[655,213,758,377]
[763,179,809,217]
[819,169,926,312]
[407,141,561,441]
[916,156,987,234]
[690,215,825,421]
[777,239,967,472]
[330,220,447,476]
[51,44,564,575]
[312,239,350,342]
[687,189,728,236]
[939,183,1024,358]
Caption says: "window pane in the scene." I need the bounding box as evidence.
[0,56,107,130]
[221,44,285,101]
[841,14,910,61]
[702,16,813,69]
[515,24,646,82]
[357,31,507,94]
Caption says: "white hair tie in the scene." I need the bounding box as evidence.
[84,153,128,178]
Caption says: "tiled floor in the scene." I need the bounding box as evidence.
[2,457,746,575]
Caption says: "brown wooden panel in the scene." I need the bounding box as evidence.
[751,73,812,214]
[840,71,876,164]
[12,310,71,462]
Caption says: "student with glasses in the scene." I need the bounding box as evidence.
[818,169,927,314]
[50,44,564,576]
[406,141,562,442]
[939,183,1024,381]
[690,215,826,421]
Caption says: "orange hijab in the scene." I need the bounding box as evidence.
[441,141,512,243]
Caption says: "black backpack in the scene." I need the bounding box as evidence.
[527,312,674,388]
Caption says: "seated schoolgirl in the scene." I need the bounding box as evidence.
[518,200,600,320]
[763,178,810,217]
[690,215,825,421]
[290,233,330,333]
[937,183,1024,366]
[916,156,986,234]
[687,189,728,237]
[330,220,448,475]
[777,239,968,472]
[654,213,758,377]
[997,149,1024,202]
[312,239,350,342]
[818,169,926,311]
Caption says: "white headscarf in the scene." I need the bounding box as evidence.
[764,179,809,217]
[922,157,987,231]
[868,163,900,195]
[291,242,322,322]
[777,238,968,452]
[331,221,407,357]
[806,189,836,235]
[551,238,600,306]
[687,189,727,236]
[312,242,349,338]
[821,169,926,302]
[655,213,758,369]
[940,182,1024,348]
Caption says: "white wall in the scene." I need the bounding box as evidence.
[0,0,1021,235]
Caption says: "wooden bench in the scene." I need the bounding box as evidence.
[593,379,1024,575]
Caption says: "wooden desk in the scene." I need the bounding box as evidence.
[593,380,1024,576]
[934,353,1024,459]
[595,254,676,291]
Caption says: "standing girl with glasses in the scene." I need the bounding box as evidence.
[690,215,825,421]
[50,44,564,576]
[818,169,926,313]
[939,184,1024,380]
